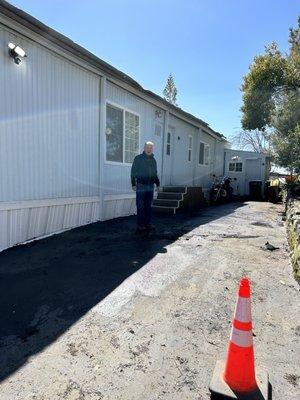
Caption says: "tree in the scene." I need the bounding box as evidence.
[240,16,300,172]
[163,73,178,106]
[229,129,269,153]
[272,125,300,174]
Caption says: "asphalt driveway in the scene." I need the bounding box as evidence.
[0,201,299,400]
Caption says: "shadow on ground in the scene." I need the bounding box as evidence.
[0,202,245,382]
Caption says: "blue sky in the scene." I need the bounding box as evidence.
[10,0,300,139]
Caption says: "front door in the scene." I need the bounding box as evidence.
[245,158,262,195]
[163,126,175,185]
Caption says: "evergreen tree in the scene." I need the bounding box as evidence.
[163,74,178,106]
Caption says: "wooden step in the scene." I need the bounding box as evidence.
[162,186,186,193]
[152,205,176,214]
[153,199,180,207]
[157,192,183,200]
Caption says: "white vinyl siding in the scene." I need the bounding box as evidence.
[188,135,193,162]
[199,142,210,166]
[106,103,139,164]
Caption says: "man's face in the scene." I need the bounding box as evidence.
[144,144,154,155]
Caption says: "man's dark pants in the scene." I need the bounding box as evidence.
[136,183,154,227]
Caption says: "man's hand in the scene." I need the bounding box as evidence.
[132,185,137,191]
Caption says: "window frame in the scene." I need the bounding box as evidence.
[105,101,140,166]
[166,131,171,156]
[228,161,243,173]
[188,135,193,162]
[198,141,210,166]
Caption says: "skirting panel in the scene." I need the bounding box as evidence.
[0,197,101,252]
[103,197,136,221]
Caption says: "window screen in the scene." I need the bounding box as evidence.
[125,111,139,163]
[106,104,124,162]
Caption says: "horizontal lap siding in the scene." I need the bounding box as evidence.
[105,82,164,195]
[0,25,100,202]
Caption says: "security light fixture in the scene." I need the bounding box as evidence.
[231,155,239,161]
[155,109,162,118]
[8,42,26,64]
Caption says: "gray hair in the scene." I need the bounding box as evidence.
[144,141,154,147]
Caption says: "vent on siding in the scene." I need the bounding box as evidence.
[155,124,162,137]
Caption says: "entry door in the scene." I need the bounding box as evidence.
[245,158,262,195]
[163,126,175,185]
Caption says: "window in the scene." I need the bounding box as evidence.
[166,131,171,155]
[229,162,243,172]
[125,111,139,163]
[106,104,139,164]
[188,135,193,162]
[155,123,162,137]
[199,142,210,166]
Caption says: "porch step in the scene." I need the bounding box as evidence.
[157,192,183,200]
[151,205,176,214]
[153,199,179,207]
[152,186,205,215]
[162,186,187,193]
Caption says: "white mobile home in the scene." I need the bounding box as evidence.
[3,1,270,252]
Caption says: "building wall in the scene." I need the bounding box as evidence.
[166,114,198,186]
[224,149,268,196]
[0,23,101,250]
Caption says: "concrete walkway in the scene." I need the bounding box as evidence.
[0,202,299,400]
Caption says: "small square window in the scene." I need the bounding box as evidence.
[229,162,235,172]
[228,162,243,172]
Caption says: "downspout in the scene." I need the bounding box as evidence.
[223,149,226,176]
[192,127,200,186]
[161,109,169,186]
[99,76,107,220]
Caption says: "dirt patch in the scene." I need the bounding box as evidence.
[251,221,273,228]
[284,373,300,387]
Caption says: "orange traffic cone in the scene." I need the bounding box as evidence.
[209,277,270,399]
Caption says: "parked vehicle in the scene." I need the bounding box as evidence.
[210,175,234,204]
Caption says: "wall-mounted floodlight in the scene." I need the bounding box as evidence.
[8,42,27,64]
[231,155,239,161]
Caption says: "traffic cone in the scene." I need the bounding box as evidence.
[209,278,270,399]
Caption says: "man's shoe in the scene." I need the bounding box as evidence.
[146,224,156,231]
[136,225,147,232]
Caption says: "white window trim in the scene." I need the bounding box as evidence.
[198,141,210,166]
[188,135,193,162]
[228,161,243,173]
[105,100,141,166]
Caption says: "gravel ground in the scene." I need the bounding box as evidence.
[0,201,299,400]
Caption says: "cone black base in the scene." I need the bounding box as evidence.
[209,360,270,400]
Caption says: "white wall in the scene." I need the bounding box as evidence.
[0,23,101,251]
[167,114,198,186]
[0,25,100,202]
[224,149,268,196]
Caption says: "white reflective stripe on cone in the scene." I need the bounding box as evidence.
[230,327,253,347]
[234,296,252,323]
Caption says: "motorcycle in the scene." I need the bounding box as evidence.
[210,175,234,204]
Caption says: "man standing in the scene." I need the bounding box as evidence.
[131,141,160,232]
